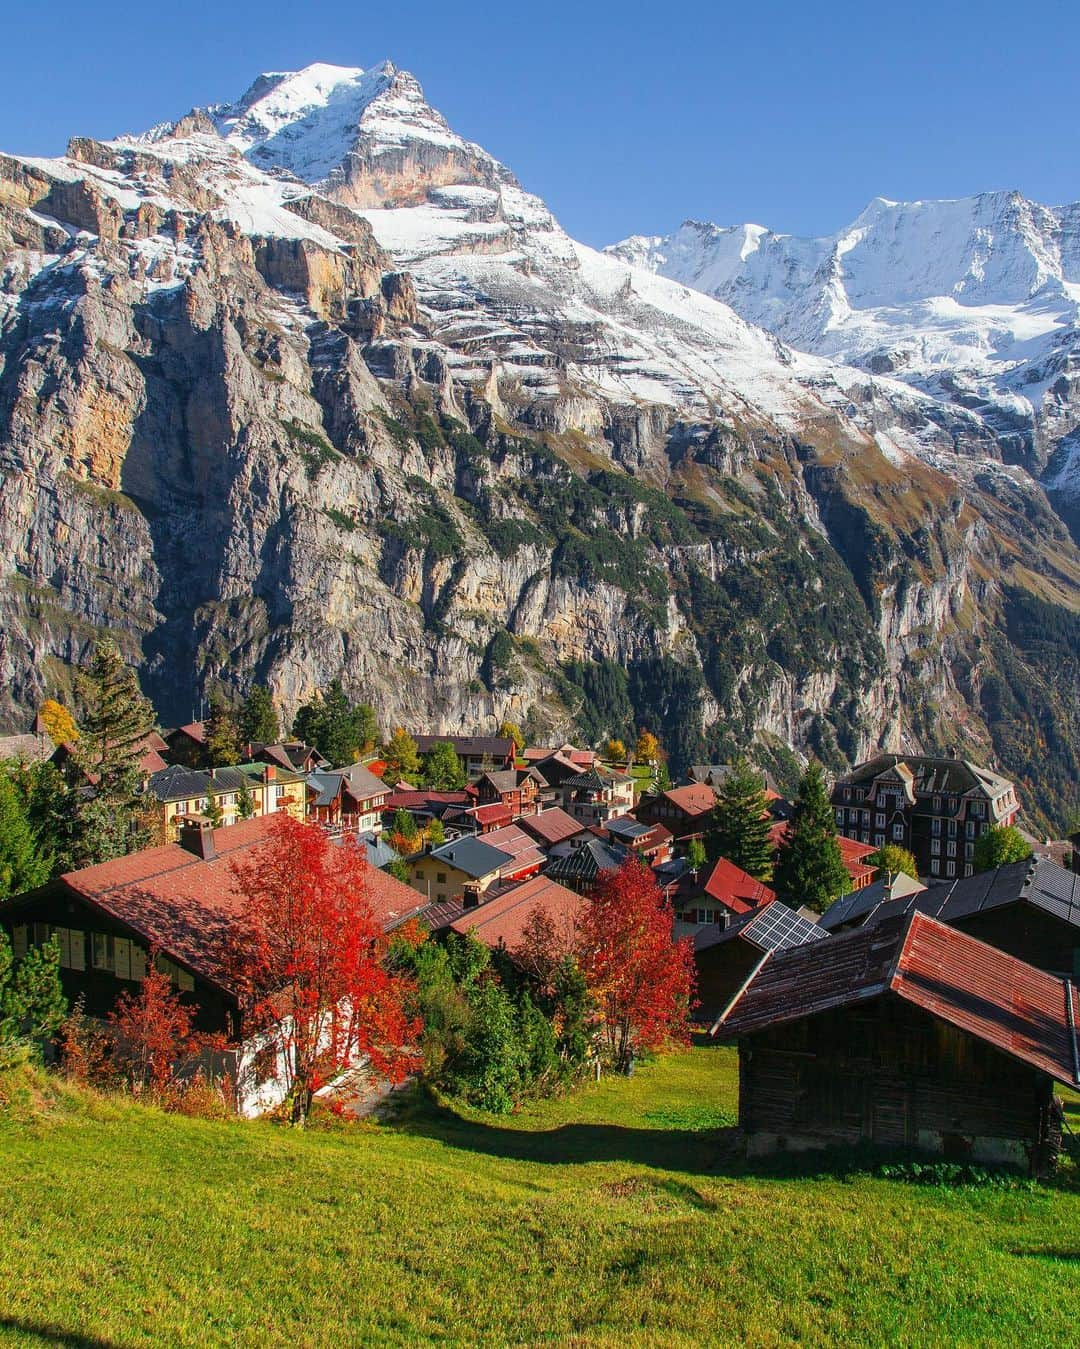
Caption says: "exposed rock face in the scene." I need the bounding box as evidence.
[1,62,1077,830]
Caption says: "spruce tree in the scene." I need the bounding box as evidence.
[0,772,51,899]
[205,693,242,767]
[240,684,280,746]
[773,762,849,912]
[709,757,773,879]
[72,640,157,864]
[0,930,66,1059]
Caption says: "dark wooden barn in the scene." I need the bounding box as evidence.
[717,911,1080,1174]
[694,902,826,1021]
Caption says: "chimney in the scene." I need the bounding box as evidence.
[179,818,216,861]
[462,883,482,910]
[263,763,276,784]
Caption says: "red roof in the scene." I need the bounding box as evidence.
[383,790,472,812]
[660,784,716,818]
[52,816,424,996]
[518,807,584,846]
[469,802,513,828]
[769,823,875,884]
[720,911,1080,1087]
[480,825,547,877]
[449,874,585,950]
[703,858,777,915]
[173,721,206,744]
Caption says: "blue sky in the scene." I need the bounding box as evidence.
[3,1,1077,246]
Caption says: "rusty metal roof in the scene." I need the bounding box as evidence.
[718,910,1080,1087]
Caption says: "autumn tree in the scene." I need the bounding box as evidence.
[228,817,421,1125]
[421,740,466,790]
[110,959,224,1095]
[37,699,79,746]
[576,858,695,1072]
[709,758,773,880]
[498,720,525,754]
[604,738,627,764]
[383,727,421,781]
[205,693,243,767]
[240,684,280,747]
[973,824,1032,873]
[634,730,661,766]
[867,843,919,879]
[72,640,157,864]
[773,762,849,912]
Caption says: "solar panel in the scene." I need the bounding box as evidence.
[746,903,827,952]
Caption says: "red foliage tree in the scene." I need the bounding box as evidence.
[576,858,696,1071]
[110,956,223,1095]
[228,816,422,1125]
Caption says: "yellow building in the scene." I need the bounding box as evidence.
[145,762,307,843]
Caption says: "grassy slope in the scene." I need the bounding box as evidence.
[1,1046,1078,1347]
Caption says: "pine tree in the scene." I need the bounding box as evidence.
[236,778,256,821]
[240,685,279,747]
[773,762,849,913]
[205,693,242,767]
[72,640,157,865]
[0,930,66,1059]
[292,681,378,766]
[0,772,51,899]
[709,758,773,879]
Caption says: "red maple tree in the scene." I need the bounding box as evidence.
[576,857,696,1071]
[228,816,422,1124]
[110,956,224,1095]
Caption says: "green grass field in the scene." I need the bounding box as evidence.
[2,1045,1079,1346]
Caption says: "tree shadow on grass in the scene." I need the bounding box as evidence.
[0,1321,118,1348]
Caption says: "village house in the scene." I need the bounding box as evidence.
[382,788,475,830]
[163,721,209,768]
[556,766,636,826]
[830,752,1019,881]
[635,783,717,839]
[473,825,547,884]
[247,740,327,775]
[408,835,514,907]
[819,870,926,933]
[143,762,306,841]
[717,911,1079,1173]
[474,766,547,817]
[820,856,1080,978]
[413,734,515,780]
[446,873,585,954]
[545,837,629,893]
[0,816,426,1115]
[672,858,778,938]
[599,816,674,865]
[52,731,170,781]
[305,762,389,835]
[517,806,584,851]
[442,801,514,836]
[694,901,827,1020]
[0,712,55,765]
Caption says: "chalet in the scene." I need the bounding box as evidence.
[382,789,474,829]
[0,713,55,765]
[694,901,826,1019]
[673,859,777,937]
[247,740,327,775]
[557,766,635,826]
[635,783,716,839]
[518,807,584,850]
[830,752,1019,881]
[825,857,1080,978]
[408,836,514,907]
[447,874,585,954]
[143,762,306,841]
[545,837,628,893]
[717,911,1078,1173]
[524,744,596,770]
[0,816,426,1115]
[819,870,926,933]
[413,735,515,780]
[475,825,547,882]
[163,721,208,768]
[475,767,546,817]
[599,816,674,865]
[443,802,514,835]
[306,762,389,834]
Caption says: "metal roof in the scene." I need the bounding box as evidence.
[820,871,927,932]
[414,735,514,759]
[605,816,653,841]
[718,911,1080,1088]
[429,835,514,879]
[836,753,1012,798]
[545,837,628,883]
[696,901,827,955]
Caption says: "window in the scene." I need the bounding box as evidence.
[931,839,941,855]
[862,810,870,824]
[835,809,844,826]
[892,823,904,841]
[971,801,984,819]
[696,909,713,925]
[966,821,976,837]
[931,860,940,875]
[947,861,956,878]
[932,818,942,837]
[964,842,974,860]
[964,865,973,878]
[948,821,957,838]
[874,833,885,848]
[933,795,941,812]
[436,872,447,884]
[947,842,956,858]
[843,788,851,803]
[875,813,885,828]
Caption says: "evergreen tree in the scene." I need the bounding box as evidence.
[427,818,446,847]
[0,772,51,899]
[422,741,466,790]
[773,762,849,913]
[205,693,242,767]
[709,758,773,879]
[973,824,1032,873]
[0,930,66,1061]
[292,681,378,766]
[685,837,707,873]
[292,694,327,753]
[236,778,256,821]
[240,685,279,747]
[14,762,78,876]
[72,640,157,865]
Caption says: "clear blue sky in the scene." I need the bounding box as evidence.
[3,0,1077,246]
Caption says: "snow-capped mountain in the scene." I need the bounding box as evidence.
[608,195,1080,502]
[0,62,1077,828]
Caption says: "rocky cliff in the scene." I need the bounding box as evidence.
[1,63,1077,829]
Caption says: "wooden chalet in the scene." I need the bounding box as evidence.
[163,721,209,768]
[306,762,389,834]
[695,901,826,1020]
[635,783,716,839]
[545,836,628,894]
[556,766,635,826]
[717,911,1080,1174]
[475,767,546,817]
[518,806,584,850]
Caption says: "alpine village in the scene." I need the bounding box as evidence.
[2,38,1080,1349]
